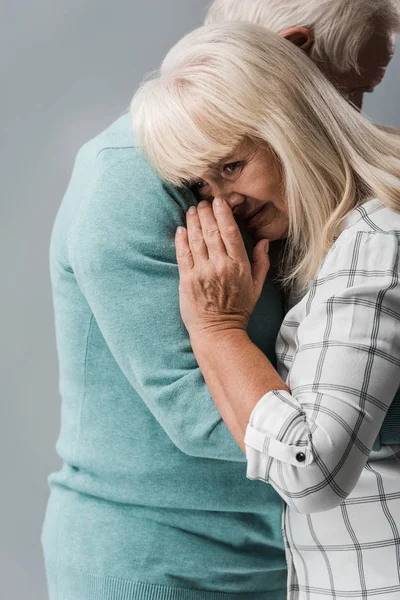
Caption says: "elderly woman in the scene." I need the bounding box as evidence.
[132,22,400,600]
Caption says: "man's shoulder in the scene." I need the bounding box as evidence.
[64,113,195,234]
[79,113,140,164]
[78,113,189,200]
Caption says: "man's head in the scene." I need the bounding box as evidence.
[205,0,400,109]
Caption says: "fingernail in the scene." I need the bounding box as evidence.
[198,200,209,208]
[213,198,223,207]
[177,226,185,235]
[188,206,197,214]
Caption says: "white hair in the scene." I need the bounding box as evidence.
[131,22,400,288]
[205,0,400,71]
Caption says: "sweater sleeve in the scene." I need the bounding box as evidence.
[69,146,246,461]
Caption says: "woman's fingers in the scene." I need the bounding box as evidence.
[212,198,248,262]
[197,201,227,257]
[175,227,194,273]
[187,205,209,262]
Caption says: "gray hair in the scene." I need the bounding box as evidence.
[205,0,400,71]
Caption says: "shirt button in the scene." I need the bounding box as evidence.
[296,452,306,463]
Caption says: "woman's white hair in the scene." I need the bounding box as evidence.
[205,0,400,72]
[131,22,400,288]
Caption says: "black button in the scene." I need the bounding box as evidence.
[296,452,306,463]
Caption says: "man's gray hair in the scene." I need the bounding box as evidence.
[205,0,400,71]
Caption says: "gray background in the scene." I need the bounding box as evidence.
[1,1,399,599]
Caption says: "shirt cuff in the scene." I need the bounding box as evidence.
[244,390,314,482]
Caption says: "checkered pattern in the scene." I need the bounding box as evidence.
[244,199,400,599]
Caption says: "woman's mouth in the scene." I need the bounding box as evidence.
[246,204,269,228]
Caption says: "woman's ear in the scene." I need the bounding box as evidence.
[280,26,314,53]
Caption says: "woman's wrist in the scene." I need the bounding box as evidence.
[189,327,250,362]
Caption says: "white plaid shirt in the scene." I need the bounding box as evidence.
[245,199,400,599]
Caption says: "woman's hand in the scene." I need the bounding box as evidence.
[175,198,270,338]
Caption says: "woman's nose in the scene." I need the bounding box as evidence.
[222,192,246,211]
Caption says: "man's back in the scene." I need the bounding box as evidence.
[42,114,287,600]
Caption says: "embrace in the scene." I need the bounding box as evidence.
[42,2,400,600]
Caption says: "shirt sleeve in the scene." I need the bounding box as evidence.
[68,146,252,462]
[244,229,400,512]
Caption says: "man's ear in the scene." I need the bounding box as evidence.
[280,26,314,53]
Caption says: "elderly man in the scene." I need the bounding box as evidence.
[41,2,399,600]
[206,0,398,109]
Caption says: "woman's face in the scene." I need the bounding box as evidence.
[190,139,289,242]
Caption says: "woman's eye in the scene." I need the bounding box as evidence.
[222,161,243,176]
[193,180,207,189]
[190,180,209,197]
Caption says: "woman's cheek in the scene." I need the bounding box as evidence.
[257,213,289,241]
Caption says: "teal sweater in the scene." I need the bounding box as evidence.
[41,115,287,600]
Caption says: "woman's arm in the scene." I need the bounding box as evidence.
[177,199,400,513]
[190,329,287,454]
